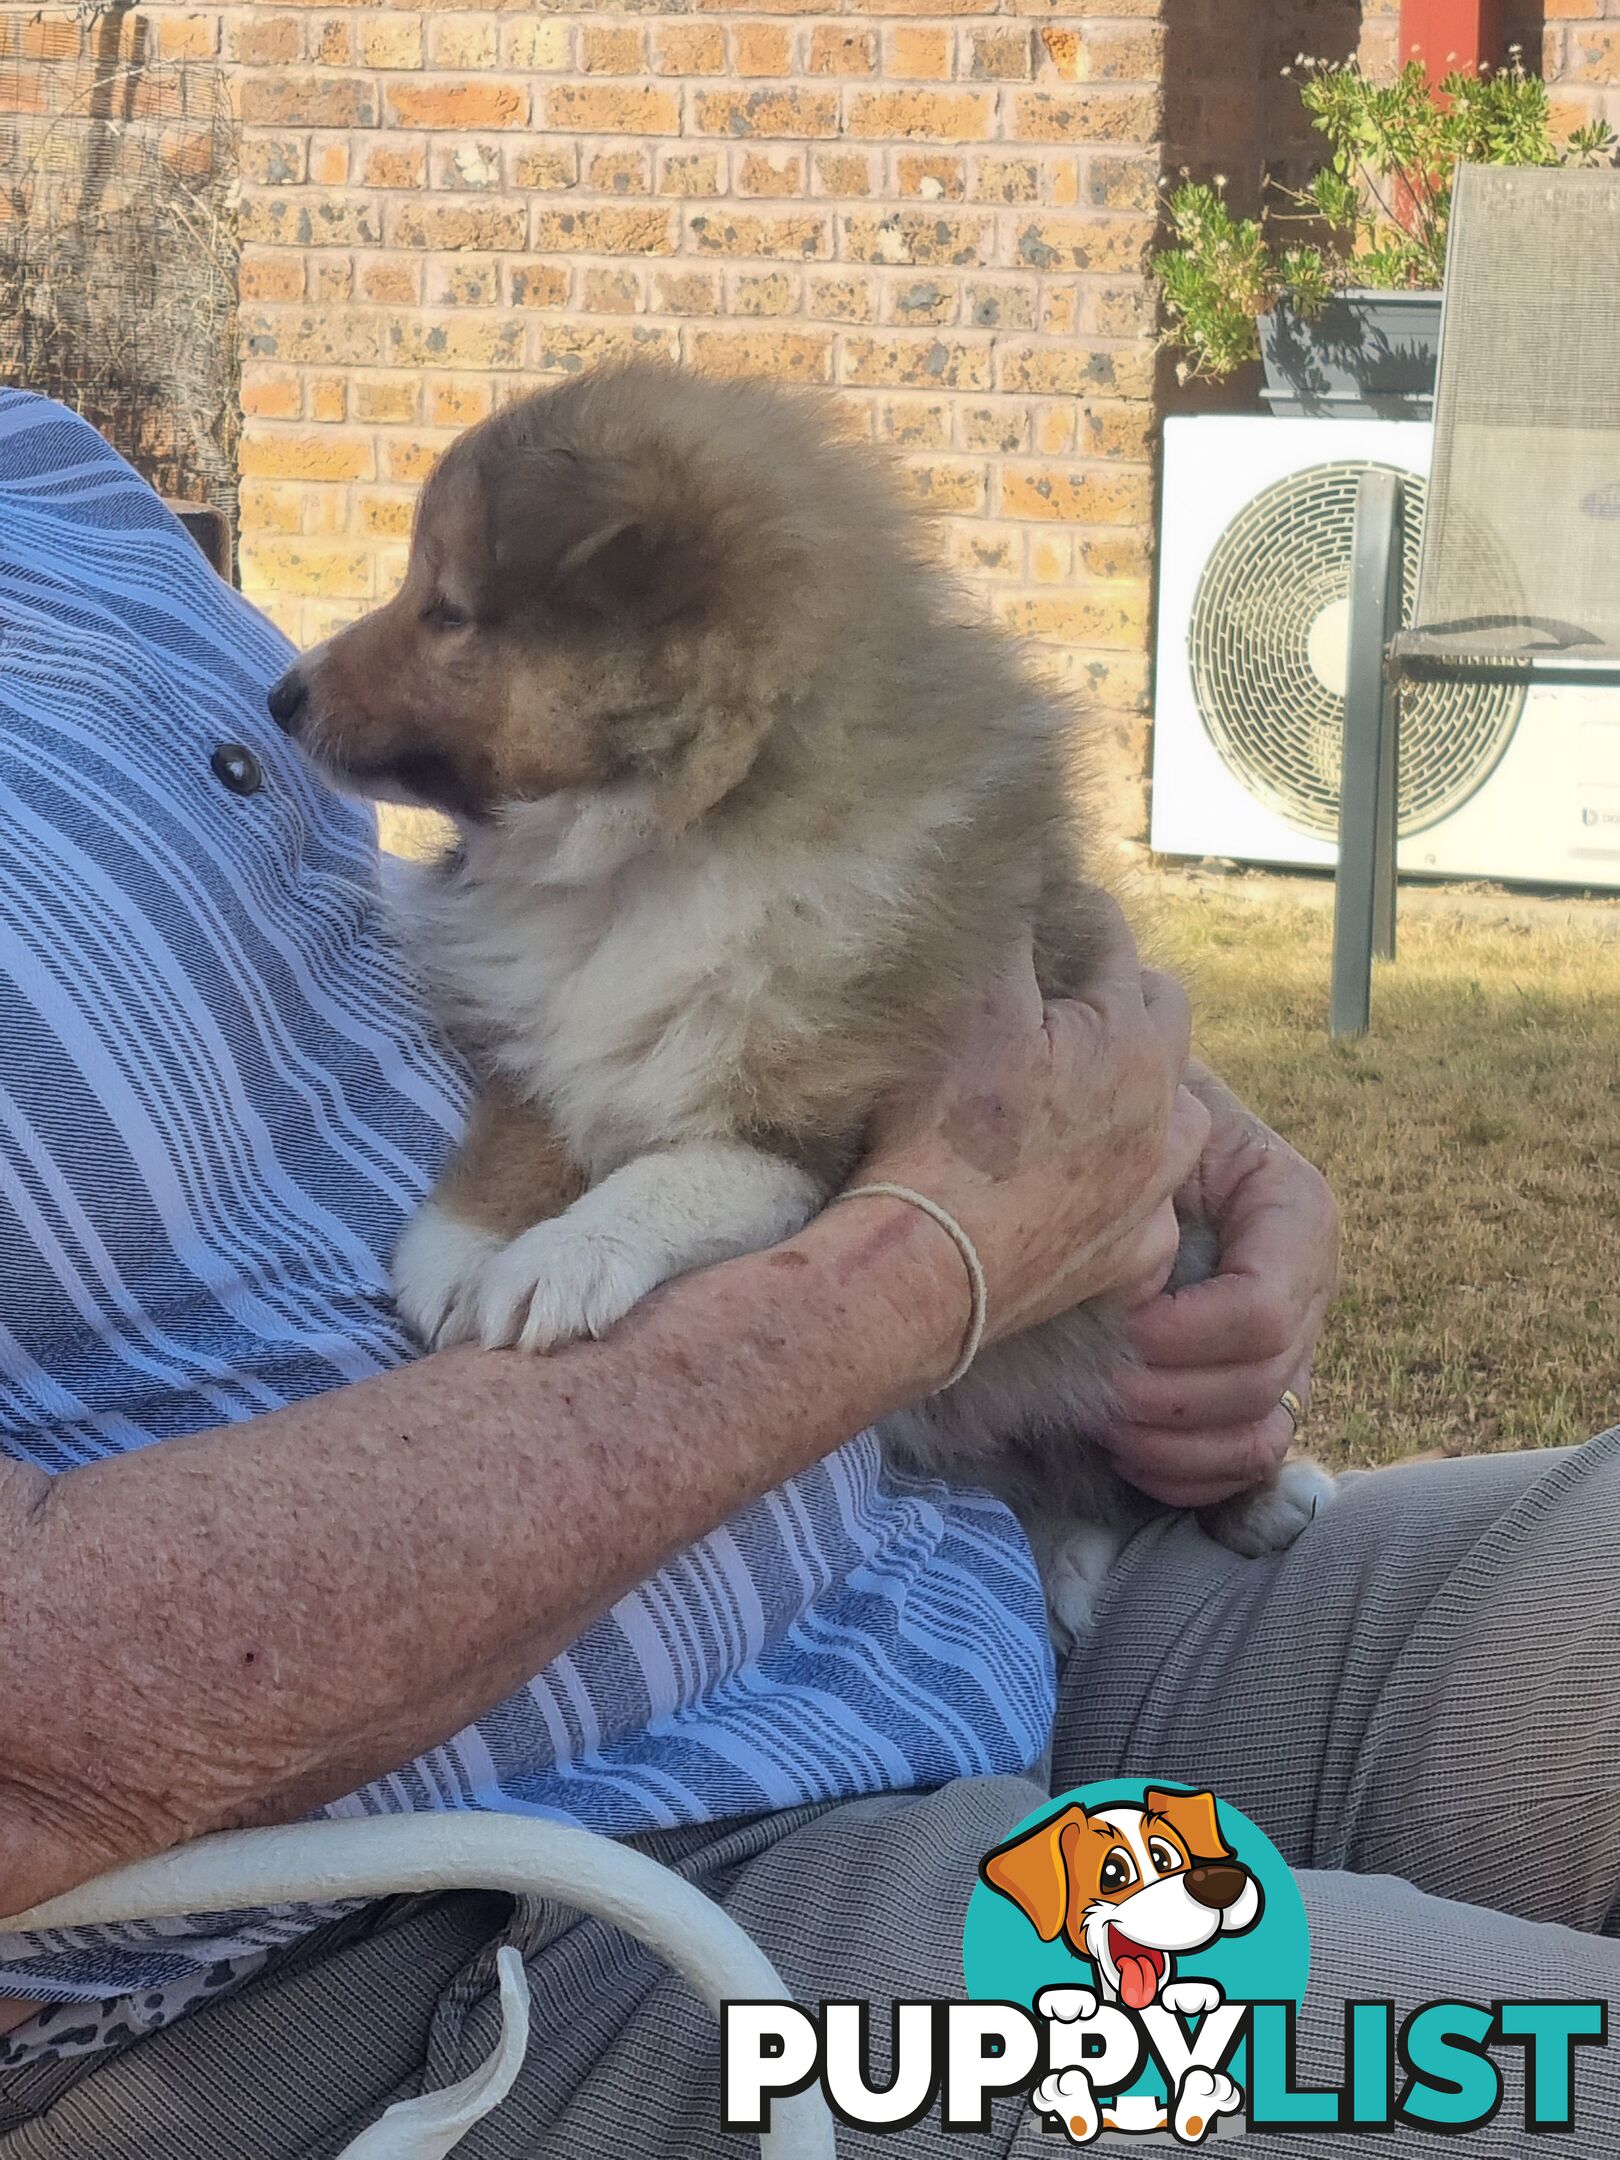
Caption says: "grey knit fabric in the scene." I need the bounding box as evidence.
[5,1430,1619,2159]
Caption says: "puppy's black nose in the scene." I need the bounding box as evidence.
[1185,1864,1247,1912]
[267,668,308,734]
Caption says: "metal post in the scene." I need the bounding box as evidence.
[1331,469,1406,1038]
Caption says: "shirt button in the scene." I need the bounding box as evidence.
[210,742,263,797]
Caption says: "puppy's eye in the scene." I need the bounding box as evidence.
[421,597,470,631]
[1099,1848,1137,1893]
[1148,1840,1183,1876]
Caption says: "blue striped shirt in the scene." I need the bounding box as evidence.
[0,394,1054,2010]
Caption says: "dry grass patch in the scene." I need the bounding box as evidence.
[1147,877,1620,1469]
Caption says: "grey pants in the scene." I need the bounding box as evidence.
[5,1430,1620,2157]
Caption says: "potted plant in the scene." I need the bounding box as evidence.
[1156,53,1616,417]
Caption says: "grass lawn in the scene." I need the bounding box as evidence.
[1146,874,1620,1469]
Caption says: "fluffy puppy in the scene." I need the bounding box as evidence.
[269,362,1329,1639]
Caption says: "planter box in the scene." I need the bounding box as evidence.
[1259,288,1444,418]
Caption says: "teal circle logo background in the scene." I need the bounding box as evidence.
[962,1780,1310,2012]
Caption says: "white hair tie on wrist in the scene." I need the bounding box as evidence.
[839,1183,987,1391]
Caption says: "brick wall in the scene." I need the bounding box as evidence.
[204,0,1167,830]
[4,4,1610,834]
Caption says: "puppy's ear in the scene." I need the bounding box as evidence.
[1144,1788,1232,1865]
[980,1806,1092,1942]
[496,454,707,629]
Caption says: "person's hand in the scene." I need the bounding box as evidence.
[852,900,1211,1348]
[1097,1075,1340,1508]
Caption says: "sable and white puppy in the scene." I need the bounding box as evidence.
[982,1787,1261,2013]
[267,362,1330,1637]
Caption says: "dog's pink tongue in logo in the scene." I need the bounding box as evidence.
[1110,1931,1163,2010]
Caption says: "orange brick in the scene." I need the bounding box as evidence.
[355,492,417,539]
[695,209,833,264]
[239,481,305,539]
[1077,401,1155,461]
[387,81,528,130]
[240,430,374,484]
[362,141,428,189]
[1028,534,1074,584]
[429,19,498,69]
[546,84,680,134]
[847,89,995,139]
[1087,153,1158,213]
[311,17,352,67]
[516,262,578,308]
[947,522,1022,577]
[310,140,350,188]
[240,252,306,303]
[996,588,1151,649]
[653,269,722,314]
[886,27,951,78]
[1010,89,1158,143]
[531,206,677,254]
[511,146,579,191]
[686,327,833,380]
[531,324,679,375]
[965,28,1033,80]
[431,261,502,307]
[959,402,1031,454]
[583,267,645,314]
[310,259,355,304]
[386,199,526,250]
[241,194,381,248]
[659,150,726,197]
[841,210,991,267]
[814,151,876,196]
[240,541,374,600]
[692,87,839,136]
[965,279,1040,331]
[1033,403,1076,456]
[882,397,951,447]
[241,367,302,421]
[308,376,347,424]
[1088,282,1155,340]
[1079,531,1153,583]
[896,153,965,200]
[382,315,526,369]
[580,24,647,73]
[428,379,496,427]
[359,258,423,304]
[997,464,1153,525]
[900,457,987,512]
[585,148,653,196]
[733,24,794,75]
[359,16,423,69]
[1568,29,1620,81]
[504,21,572,70]
[353,375,422,424]
[230,16,301,66]
[998,340,1155,399]
[887,278,957,325]
[1015,214,1154,275]
[655,24,726,74]
[808,27,875,75]
[242,311,385,367]
[736,150,804,197]
[243,137,306,186]
[242,74,377,127]
[731,270,800,316]
[841,336,993,389]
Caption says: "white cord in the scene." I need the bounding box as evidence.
[839,1183,987,1390]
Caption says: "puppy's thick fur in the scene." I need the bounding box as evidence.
[277,363,1327,1639]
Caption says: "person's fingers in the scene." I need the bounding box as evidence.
[1112,1350,1299,1433]
[1165,1085,1211,1189]
[1139,966,1194,1075]
[1101,1408,1296,1508]
[969,926,1043,1042]
[1126,1266,1302,1371]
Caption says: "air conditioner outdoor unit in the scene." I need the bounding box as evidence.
[1150,415,1620,889]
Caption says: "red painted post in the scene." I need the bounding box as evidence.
[1399,0,1503,77]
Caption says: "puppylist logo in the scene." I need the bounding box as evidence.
[721,1782,1608,2145]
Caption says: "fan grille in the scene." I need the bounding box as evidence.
[1187,461,1524,838]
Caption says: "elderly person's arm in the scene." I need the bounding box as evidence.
[0,917,1207,1918]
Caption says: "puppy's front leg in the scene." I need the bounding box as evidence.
[473,1139,823,1353]
[394,1077,586,1349]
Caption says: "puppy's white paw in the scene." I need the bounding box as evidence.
[393,1203,505,1349]
[1042,1521,1129,1654]
[1172,2065,1242,2143]
[1032,2068,1101,2145]
[474,1215,668,1352]
[1205,1455,1336,1560]
[1161,1979,1224,2019]
[1035,1986,1099,2025]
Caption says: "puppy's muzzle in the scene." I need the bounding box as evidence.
[267,667,309,735]
[1185,1864,1248,1912]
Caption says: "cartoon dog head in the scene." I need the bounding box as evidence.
[981,1788,1262,2011]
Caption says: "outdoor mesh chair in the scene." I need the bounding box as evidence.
[1330,163,1620,1035]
